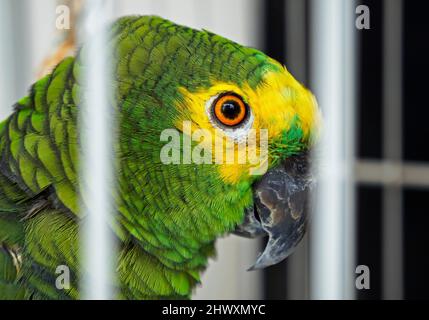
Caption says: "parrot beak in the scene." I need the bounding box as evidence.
[233,152,314,270]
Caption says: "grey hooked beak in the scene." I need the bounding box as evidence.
[234,153,313,270]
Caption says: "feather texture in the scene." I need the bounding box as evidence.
[0,16,319,299]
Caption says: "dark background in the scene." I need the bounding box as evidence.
[263,0,429,300]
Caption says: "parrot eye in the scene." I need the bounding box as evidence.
[211,93,249,127]
[206,92,254,141]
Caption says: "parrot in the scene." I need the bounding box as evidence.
[0,15,319,299]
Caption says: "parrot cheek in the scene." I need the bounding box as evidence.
[233,152,314,270]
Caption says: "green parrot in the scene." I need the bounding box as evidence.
[0,16,319,299]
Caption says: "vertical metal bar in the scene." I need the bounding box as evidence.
[382,0,403,300]
[309,0,356,299]
[284,0,309,300]
[0,0,16,119]
[79,0,116,300]
[343,0,357,300]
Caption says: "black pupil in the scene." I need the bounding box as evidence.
[221,101,242,120]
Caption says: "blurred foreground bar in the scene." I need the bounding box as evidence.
[309,0,357,299]
[0,0,15,119]
[79,0,117,300]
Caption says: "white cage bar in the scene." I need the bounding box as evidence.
[309,0,357,299]
[79,0,117,300]
[0,0,15,119]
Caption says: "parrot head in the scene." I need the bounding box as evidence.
[112,16,320,273]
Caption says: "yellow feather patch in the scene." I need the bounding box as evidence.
[175,64,320,185]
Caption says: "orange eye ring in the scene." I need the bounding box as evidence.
[213,93,248,127]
